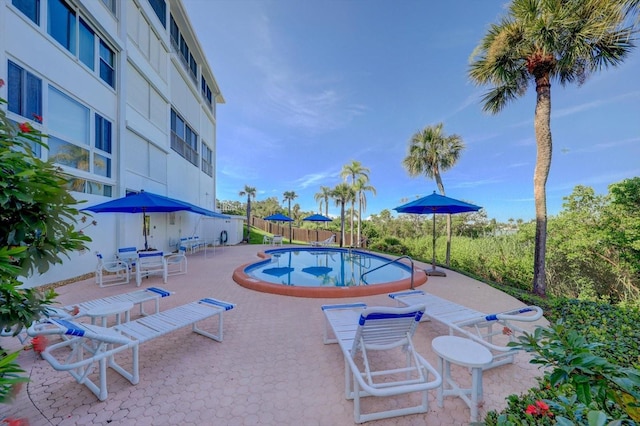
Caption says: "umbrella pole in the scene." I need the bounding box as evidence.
[143,210,149,251]
[427,212,446,277]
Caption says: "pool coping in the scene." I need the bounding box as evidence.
[232,247,428,298]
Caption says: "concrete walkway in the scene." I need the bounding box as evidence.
[1,245,547,425]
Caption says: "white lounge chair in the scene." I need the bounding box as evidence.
[311,234,335,247]
[271,235,283,246]
[64,286,173,318]
[388,290,544,369]
[322,303,441,423]
[95,252,130,287]
[135,251,167,286]
[27,297,235,401]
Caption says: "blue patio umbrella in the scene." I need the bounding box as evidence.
[303,213,332,242]
[83,190,229,250]
[394,191,481,276]
[263,213,293,222]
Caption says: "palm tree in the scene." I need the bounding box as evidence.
[353,176,376,247]
[331,183,355,248]
[402,122,464,266]
[314,186,332,216]
[283,190,298,243]
[239,185,256,242]
[469,0,636,296]
[341,161,370,246]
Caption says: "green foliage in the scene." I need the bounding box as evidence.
[486,313,640,425]
[368,237,408,256]
[1,90,91,403]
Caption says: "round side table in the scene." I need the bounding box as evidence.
[431,335,493,422]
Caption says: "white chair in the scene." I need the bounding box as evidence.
[95,253,130,287]
[389,290,544,369]
[116,246,138,271]
[166,246,188,276]
[322,303,441,423]
[311,234,335,247]
[271,235,283,246]
[27,297,235,401]
[135,251,167,286]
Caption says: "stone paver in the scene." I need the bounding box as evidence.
[1,244,547,425]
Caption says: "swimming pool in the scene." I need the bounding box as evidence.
[233,247,427,298]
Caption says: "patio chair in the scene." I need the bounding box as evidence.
[388,290,544,369]
[322,303,441,423]
[271,235,283,246]
[95,252,130,287]
[165,246,188,276]
[116,246,138,270]
[311,234,335,247]
[135,251,167,286]
[64,286,173,318]
[27,297,235,401]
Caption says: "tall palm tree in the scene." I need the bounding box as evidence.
[239,185,256,242]
[469,0,636,296]
[331,183,354,248]
[341,161,370,246]
[314,186,332,216]
[283,190,297,243]
[403,122,464,266]
[353,176,376,247]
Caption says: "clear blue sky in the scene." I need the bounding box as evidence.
[183,0,640,222]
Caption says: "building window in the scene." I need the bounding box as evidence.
[47,0,115,88]
[99,41,115,87]
[67,178,112,196]
[12,0,40,25]
[170,109,198,166]
[7,61,42,121]
[171,14,198,84]
[48,0,76,54]
[101,0,115,15]
[95,114,112,153]
[201,76,212,107]
[47,86,112,179]
[79,18,95,70]
[201,143,213,177]
[148,0,166,28]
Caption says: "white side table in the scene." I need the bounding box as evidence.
[431,335,493,422]
[86,302,134,327]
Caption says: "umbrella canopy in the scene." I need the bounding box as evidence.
[262,267,295,277]
[302,266,333,277]
[83,190,229,250]
[394,191,481,276]
[303,214,332,243]
[302,214,332,222]
[263,213,293,222]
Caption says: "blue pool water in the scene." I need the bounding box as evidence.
[244,248,411,287]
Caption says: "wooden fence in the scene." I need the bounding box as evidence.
[250,216,356,246]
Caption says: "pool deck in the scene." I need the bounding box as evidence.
[1,244,548,425]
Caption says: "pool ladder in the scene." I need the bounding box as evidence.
[360,255,416,289]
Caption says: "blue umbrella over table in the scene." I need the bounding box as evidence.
[394,191,481,277]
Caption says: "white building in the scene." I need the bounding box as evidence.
[1,0,241,287]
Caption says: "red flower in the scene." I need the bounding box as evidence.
[0,79,4,88]
[502,326,513,336]
[18,122,31,133]
[32,114,42,123]
[2,418,30,426]
[30,335,48,354]
[525,404,538,415]
[536,400,550,411]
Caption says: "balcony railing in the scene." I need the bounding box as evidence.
[171,132,198,166]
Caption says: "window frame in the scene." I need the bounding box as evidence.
[12,0,40,25]
[7,60,43,121]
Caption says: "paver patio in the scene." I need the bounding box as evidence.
[1,244,547,425]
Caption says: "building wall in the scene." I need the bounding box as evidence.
[1,0,228,288]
